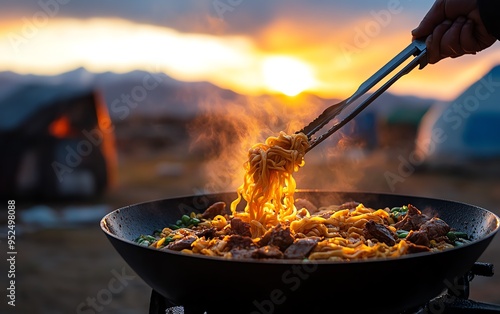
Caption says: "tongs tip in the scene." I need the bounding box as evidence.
[298,38,428,153]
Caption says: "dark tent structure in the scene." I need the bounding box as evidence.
[415,65,500,169]
[0,83,117,200]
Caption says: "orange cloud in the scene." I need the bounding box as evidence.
[0,17,499,101]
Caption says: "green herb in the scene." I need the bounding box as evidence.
[170,213,201,229]
[390,205,408,213]
[396,230,409,238]
[156,236,175,248]
[390,206,409,221]
[135,235,157,246]
[152,229,163,237]
[447,231,469,243]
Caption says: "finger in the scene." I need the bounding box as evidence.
[412,0,446,38]
[460,15,496,53]
[423,35,433,65]
[459,19,478,54]
[428,20,453,64]
[466,10,497,51]
[440,17,467,58]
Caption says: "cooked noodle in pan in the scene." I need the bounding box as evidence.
[135,132,469,260]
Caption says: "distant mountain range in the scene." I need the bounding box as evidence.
[0,67,437,123]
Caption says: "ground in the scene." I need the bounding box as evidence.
[2,124,500,314]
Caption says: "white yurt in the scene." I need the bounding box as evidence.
[414,65,500,169]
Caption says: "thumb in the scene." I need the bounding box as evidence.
[412,0,447,38]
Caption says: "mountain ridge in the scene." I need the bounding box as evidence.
[0,67,439,122]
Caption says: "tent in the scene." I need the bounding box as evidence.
[0,83,116,199]
[414,65,500,169]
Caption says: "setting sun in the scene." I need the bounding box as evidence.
[261,56,316,96]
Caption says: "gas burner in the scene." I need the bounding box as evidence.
[403,263,498,314]
[149,262,498,314]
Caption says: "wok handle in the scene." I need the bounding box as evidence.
[444,299,500,313]
[470,262,494,277]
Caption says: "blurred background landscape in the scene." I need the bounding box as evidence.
[1,1,500,313]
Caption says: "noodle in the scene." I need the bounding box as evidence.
[136,131,464,261]
[230,131,310,238]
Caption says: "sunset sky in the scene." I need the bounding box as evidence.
[1,0,500,100]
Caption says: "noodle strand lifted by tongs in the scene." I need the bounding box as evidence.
[230,132,310,238]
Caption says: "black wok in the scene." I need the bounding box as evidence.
[101,191,499,314]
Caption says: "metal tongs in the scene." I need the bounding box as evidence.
[299,39,428,152]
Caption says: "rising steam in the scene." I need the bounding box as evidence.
[187,91,325,194]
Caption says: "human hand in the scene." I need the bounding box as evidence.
[412,0,496,64]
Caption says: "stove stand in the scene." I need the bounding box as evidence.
[149,291,206,314]
[149,262,499,314]
[413,262,500,314]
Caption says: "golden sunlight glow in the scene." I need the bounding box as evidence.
[262,56,316,96]
[0,17,499,100]
[0,18,265,94]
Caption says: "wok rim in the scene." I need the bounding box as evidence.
[100,189,500,265]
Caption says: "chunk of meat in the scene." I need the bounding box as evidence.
[230,248,256,259]
[251,245,284,259]
[202,202,229,219]
[225,235,255,251]
[194,227,216,239]
[164,235,197,251]
[406,242,431,253]
[284,238,319,259]
[406,230,430,246]
[394,204,430,231]
[420,218,451,239]
[338,201,361,210]
[364,220,397,246]
[406,217,451,247]
[315,210,334,219]
[230,217,252,237]
[258,225,294,251]
[295,198,318,214]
